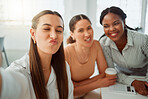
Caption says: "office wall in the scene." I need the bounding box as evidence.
[0,25,30,50]
[0,0,104,50]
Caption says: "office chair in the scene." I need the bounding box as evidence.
[0,36,9,66]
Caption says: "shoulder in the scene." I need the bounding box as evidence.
[93,40,102,49]
[64,43,75,57]
[99,36,108,46]
[129,30,148,44]
[130,30,147,38]
[6,53,29,73]
[64,43,74,51]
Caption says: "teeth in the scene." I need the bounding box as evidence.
[110,33,116,36]
[86,38,90,41]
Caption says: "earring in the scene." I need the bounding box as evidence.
[34,40,36,44]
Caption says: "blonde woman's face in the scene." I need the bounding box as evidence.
[31,14,64,55]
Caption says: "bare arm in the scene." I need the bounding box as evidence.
[73,41,107,87]
[95,40,108,74]
[73,73,105,87]
[73,76,117,96]
[73,41,116,96]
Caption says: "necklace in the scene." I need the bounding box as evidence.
[74,45,91,64]
[78,57,89,64]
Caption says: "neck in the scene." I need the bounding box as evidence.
[115,30,127,45]
[75,43,90,54]
[38,50,52,71]
[74,43,91,64]
[115,32,127,53]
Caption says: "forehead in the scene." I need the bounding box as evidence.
[75,19,91,28]
[38,14,63,27]
[102,13,122,23]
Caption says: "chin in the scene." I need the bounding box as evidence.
[111,38,120,42]
[45,51,57,55]
[43,48,59,55]
[85,44,93,48]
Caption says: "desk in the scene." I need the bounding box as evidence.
[101,84,148,99]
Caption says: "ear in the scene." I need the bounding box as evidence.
[70,31,75,40]
[30,28,36,41]
[123,20,126,29]
[123,20,126,26]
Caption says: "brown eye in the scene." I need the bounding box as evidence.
[56,30,63,34]
[78,29,83,32]
[103,25,109,28]
[87,26,92,30]
[44,28,50,30]
[114,22,120,26]
[43,27,51,31]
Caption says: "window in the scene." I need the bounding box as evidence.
[0,0,64,26]
[145,4,148,35]
[96,0,142,29]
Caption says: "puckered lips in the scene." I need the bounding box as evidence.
[49,39,58,45]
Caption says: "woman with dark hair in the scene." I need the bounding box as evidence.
[99,6,148,96]
[5,10,73,99]
[65,14,116,99]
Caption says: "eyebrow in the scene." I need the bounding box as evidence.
[42,23,63,29]
[87,25,92,27]
[57,26,64,29]
[103,20,120,25]
[114,20,120,23]
[102,23,108,26]
[77,25,91,29]
[42,23,51,26]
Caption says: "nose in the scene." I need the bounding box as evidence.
[85,31,91,37]
[50,31,57,39]
[109,25,115,31]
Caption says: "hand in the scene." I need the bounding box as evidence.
[131,80,148,96]
[97,75,117,87]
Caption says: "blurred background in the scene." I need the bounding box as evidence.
[0,0,148,69]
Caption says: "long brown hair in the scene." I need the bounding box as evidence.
[67,14,92,44]
[29,10,68,99]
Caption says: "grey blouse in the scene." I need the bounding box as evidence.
[100,29,148,85]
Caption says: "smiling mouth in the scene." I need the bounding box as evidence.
[85,37,91,41]
[109,33,118,37]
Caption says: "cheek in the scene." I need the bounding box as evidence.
[36,34,47,43]
[121,25,125,31]
[58,34,63,43]
[104,29,108,35]
[75,34,83,40]
[90,30,93,35]
[118,23,125,30]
